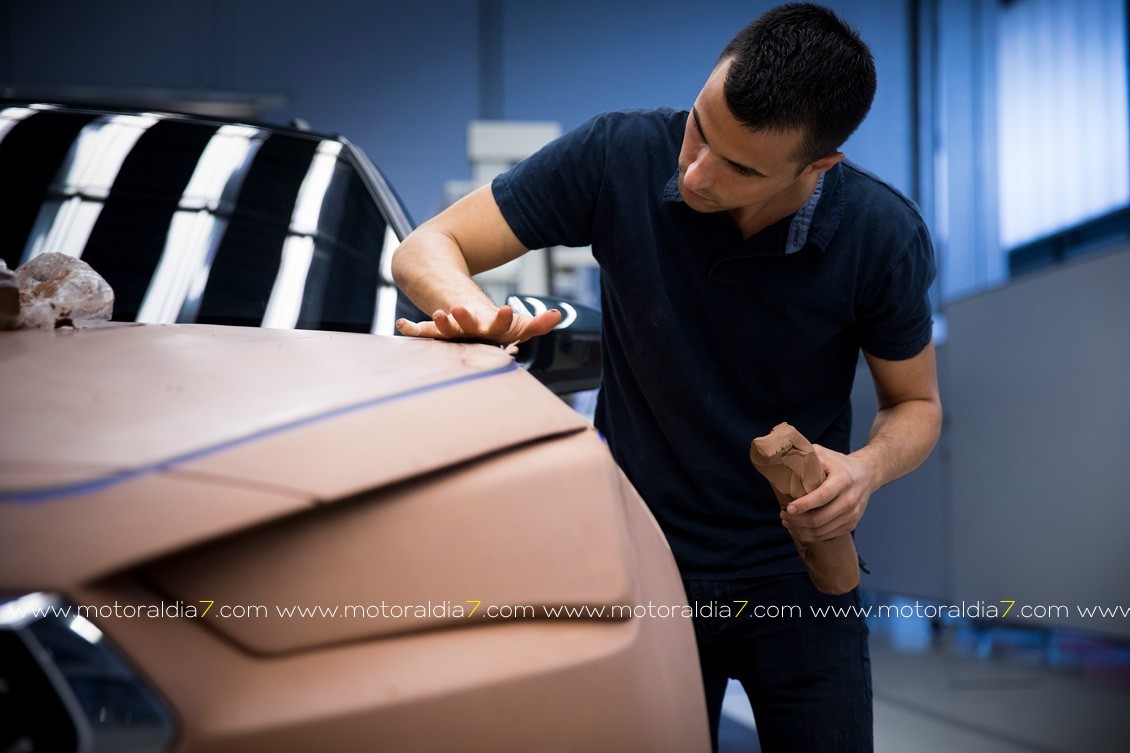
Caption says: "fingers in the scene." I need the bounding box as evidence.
[449,304,506,337]
[517,308,563,341]
[396,318,441,338]
[781,481,864,541]
[395,310,476,340]
[431,309,463,338]
[396,304,562,344]
[782,481,849,535]
[488,305,515,334]
[786,444,843,514]
[781,503,832,535]
[782,508,854,542]
[787,475,843,515]
[777,444,871,541]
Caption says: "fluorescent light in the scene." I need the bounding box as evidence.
[373,224,400,335]
[260,140,344,328]
[261,235,316,328]
[137,124,263,323]
[20,115,158,263]
[289,140,343,235]
[68,614,104,644]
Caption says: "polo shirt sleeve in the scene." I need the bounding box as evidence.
[855,220,937,361]
[490,114,608,250]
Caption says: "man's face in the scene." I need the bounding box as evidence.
[677,59,821,216]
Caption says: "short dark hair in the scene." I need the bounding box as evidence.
[719,3,877,165]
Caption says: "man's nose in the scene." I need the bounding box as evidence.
[684,147,714,190]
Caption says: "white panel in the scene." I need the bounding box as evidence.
[997,0,1129,248]
[947,247,1130,638]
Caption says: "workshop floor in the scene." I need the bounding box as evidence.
[718,603,1130,753]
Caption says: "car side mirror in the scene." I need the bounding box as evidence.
[511,294,601,395]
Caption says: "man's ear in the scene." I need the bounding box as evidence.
[804,151,844,175]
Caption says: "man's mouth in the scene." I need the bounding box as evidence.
[679,180,713,205]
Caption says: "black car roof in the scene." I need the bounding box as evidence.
[0,99,337,141]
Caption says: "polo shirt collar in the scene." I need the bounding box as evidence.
[803,161,844,254]
[663,161,844,254]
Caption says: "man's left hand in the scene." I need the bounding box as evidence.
[779,445,876,543]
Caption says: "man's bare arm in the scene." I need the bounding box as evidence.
[391,184,561,343]
[781,340,943,542]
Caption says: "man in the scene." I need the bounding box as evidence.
[392,4,941,751]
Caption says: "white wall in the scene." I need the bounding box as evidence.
[944,247,1130,638]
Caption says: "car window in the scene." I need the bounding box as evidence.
[0,106,395,334]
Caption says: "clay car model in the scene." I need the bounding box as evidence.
[0,102,709,752]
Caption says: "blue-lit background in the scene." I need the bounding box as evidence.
[3,0,1124,299]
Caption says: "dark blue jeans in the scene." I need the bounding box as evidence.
[683,573,873,753]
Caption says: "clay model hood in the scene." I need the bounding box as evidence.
[0,323,588,501]
[0,323,588,586]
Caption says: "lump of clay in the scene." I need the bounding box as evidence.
[13,252,115,329]
[750,422,861,595]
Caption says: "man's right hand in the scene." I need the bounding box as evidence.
[396,303,561,346]
[391,184,556,346]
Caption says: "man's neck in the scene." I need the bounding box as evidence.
[729,172,821,240]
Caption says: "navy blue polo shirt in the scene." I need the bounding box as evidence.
[493,109,935,579]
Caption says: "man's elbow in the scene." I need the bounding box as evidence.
[390,229,434,289]
[390,241,412,289]
[917,395,943,451]
[929,397,943,444]
[880,394,942,448]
